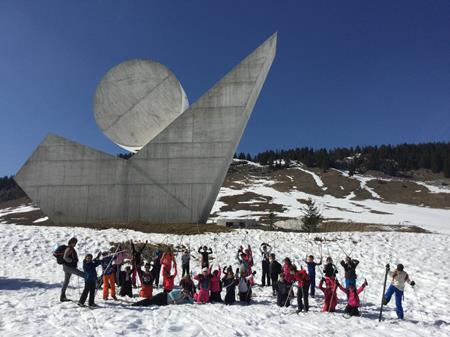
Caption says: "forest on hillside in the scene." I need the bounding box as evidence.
[236,142,450,177]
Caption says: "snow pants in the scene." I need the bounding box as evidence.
[79,281,96,306]
[271,274,278,294]
[103,274,116,299]
[345,304,360,316]
[277,292,290,307]
[345,278,356,289]
[297,284,309,312]
[261,261,270,286]
[322,291,337,312]
[152,265,161,287]
[384,285,404,319]
[309,274,316,297]
[194,289,210,303]
[210,291,223,303]
[140,285,153,299]
[119,281,133,298]
[224,290,235,305]
[61,265,85,299]
[182,263,190,277]
[239,290,251,303]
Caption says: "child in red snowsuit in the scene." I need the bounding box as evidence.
[294,268,310,313]
[193,267,211,303]
[338,279,368,316]
[160,250,176,277]
[162,267,177,293]
[318,277,338,312]
[209,265,222,303]
[139,262,154,299]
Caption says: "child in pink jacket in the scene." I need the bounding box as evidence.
[338,279,368,317]
[209,265,222,303]
[193,267,211,304]
[318,277,338,312]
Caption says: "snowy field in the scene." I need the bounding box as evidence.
[1,223,449,337]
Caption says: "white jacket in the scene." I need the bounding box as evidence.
[389,270,410,291]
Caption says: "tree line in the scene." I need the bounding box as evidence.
[0,176,26,202]
[235,142,450,177]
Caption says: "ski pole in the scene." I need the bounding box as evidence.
[379,264,390,322]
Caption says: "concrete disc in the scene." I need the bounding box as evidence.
[93,59,188,152]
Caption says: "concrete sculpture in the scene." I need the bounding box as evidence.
[15,33,277,225]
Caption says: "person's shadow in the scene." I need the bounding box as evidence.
[0,277,60,290]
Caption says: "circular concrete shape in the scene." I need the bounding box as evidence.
[94,59,189,152]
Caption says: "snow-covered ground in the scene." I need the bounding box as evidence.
[0,223,449,337]
[211,179,450,234]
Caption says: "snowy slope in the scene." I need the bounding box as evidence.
[0,223,449,337]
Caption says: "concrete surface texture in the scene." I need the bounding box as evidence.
[94,59,189,152]
[15,33,277,225]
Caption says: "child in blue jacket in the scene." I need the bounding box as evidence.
[78,253,101,307]
[304,255,322,297]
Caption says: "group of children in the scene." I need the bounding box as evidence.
[59,237,415,319]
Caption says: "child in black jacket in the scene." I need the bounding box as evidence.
[277,273,291,307]
[222,266,238,305]
[119,265,133,298]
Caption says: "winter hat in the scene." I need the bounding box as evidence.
[202,267,208,272]
[397,264,404,271]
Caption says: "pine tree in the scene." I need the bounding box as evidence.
[268,212,276,230]
[301,198,323,232]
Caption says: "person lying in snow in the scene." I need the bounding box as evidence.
[78,252,101,308]
[222,266,239,305]
[318,276,338,312]
[132,289,193,306]
[209,265,222,303]
[383,264,415,319]
[340,256,360,289]
[198,246,213,268]
[337,279,368,317]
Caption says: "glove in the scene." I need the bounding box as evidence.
[385,264,390,269]
[410,281,415,287]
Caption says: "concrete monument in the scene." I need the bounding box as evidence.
[15,33,277,225]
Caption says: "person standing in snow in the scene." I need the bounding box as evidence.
[78,252,101,307]
[139,262,154,299]
[269,253,282,295]
[340,256,359,289]
[152,250,162,288]
[60,237,85,302]
[222,266,238,305]
[260,243,272,286]
[323,257,338,278]
[209,265,222,303]
[101,250,117,300]
[383,264,415,319]
[318,276,338,312]
[118,265,133,298]
[130,240,147,287]
[162,266,177,293]
[238,269,255,304]
[193,267,212,303]
[304,255,322,297]
[181,249,191,277]
[198,246,213,268]
[337,279,368,317]
[294,267,310,313]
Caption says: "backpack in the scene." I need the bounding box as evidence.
[53,244,67,264]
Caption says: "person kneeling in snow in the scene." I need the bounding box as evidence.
[139,262,154,299]
[162,267,177,293]
[118,264,133,298]
[318,276,338,312]
[132,289,193,306]
[337,279,368,317]
[383,264,415,319]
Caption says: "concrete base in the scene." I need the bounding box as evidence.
[15,33,277,225]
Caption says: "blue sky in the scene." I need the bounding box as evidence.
[1,0,449,176]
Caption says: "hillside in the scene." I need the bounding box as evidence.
[1,160,449,233]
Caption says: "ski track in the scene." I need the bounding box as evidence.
[0,224,449,337]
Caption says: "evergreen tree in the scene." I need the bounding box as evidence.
[301,198,323,232]
[246,153,252,162]
[268,212,276,230]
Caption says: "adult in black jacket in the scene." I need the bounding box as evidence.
[260,243,272,286]
[198,246,213,268]
[340,256,359,288]
[269,253,282,295]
